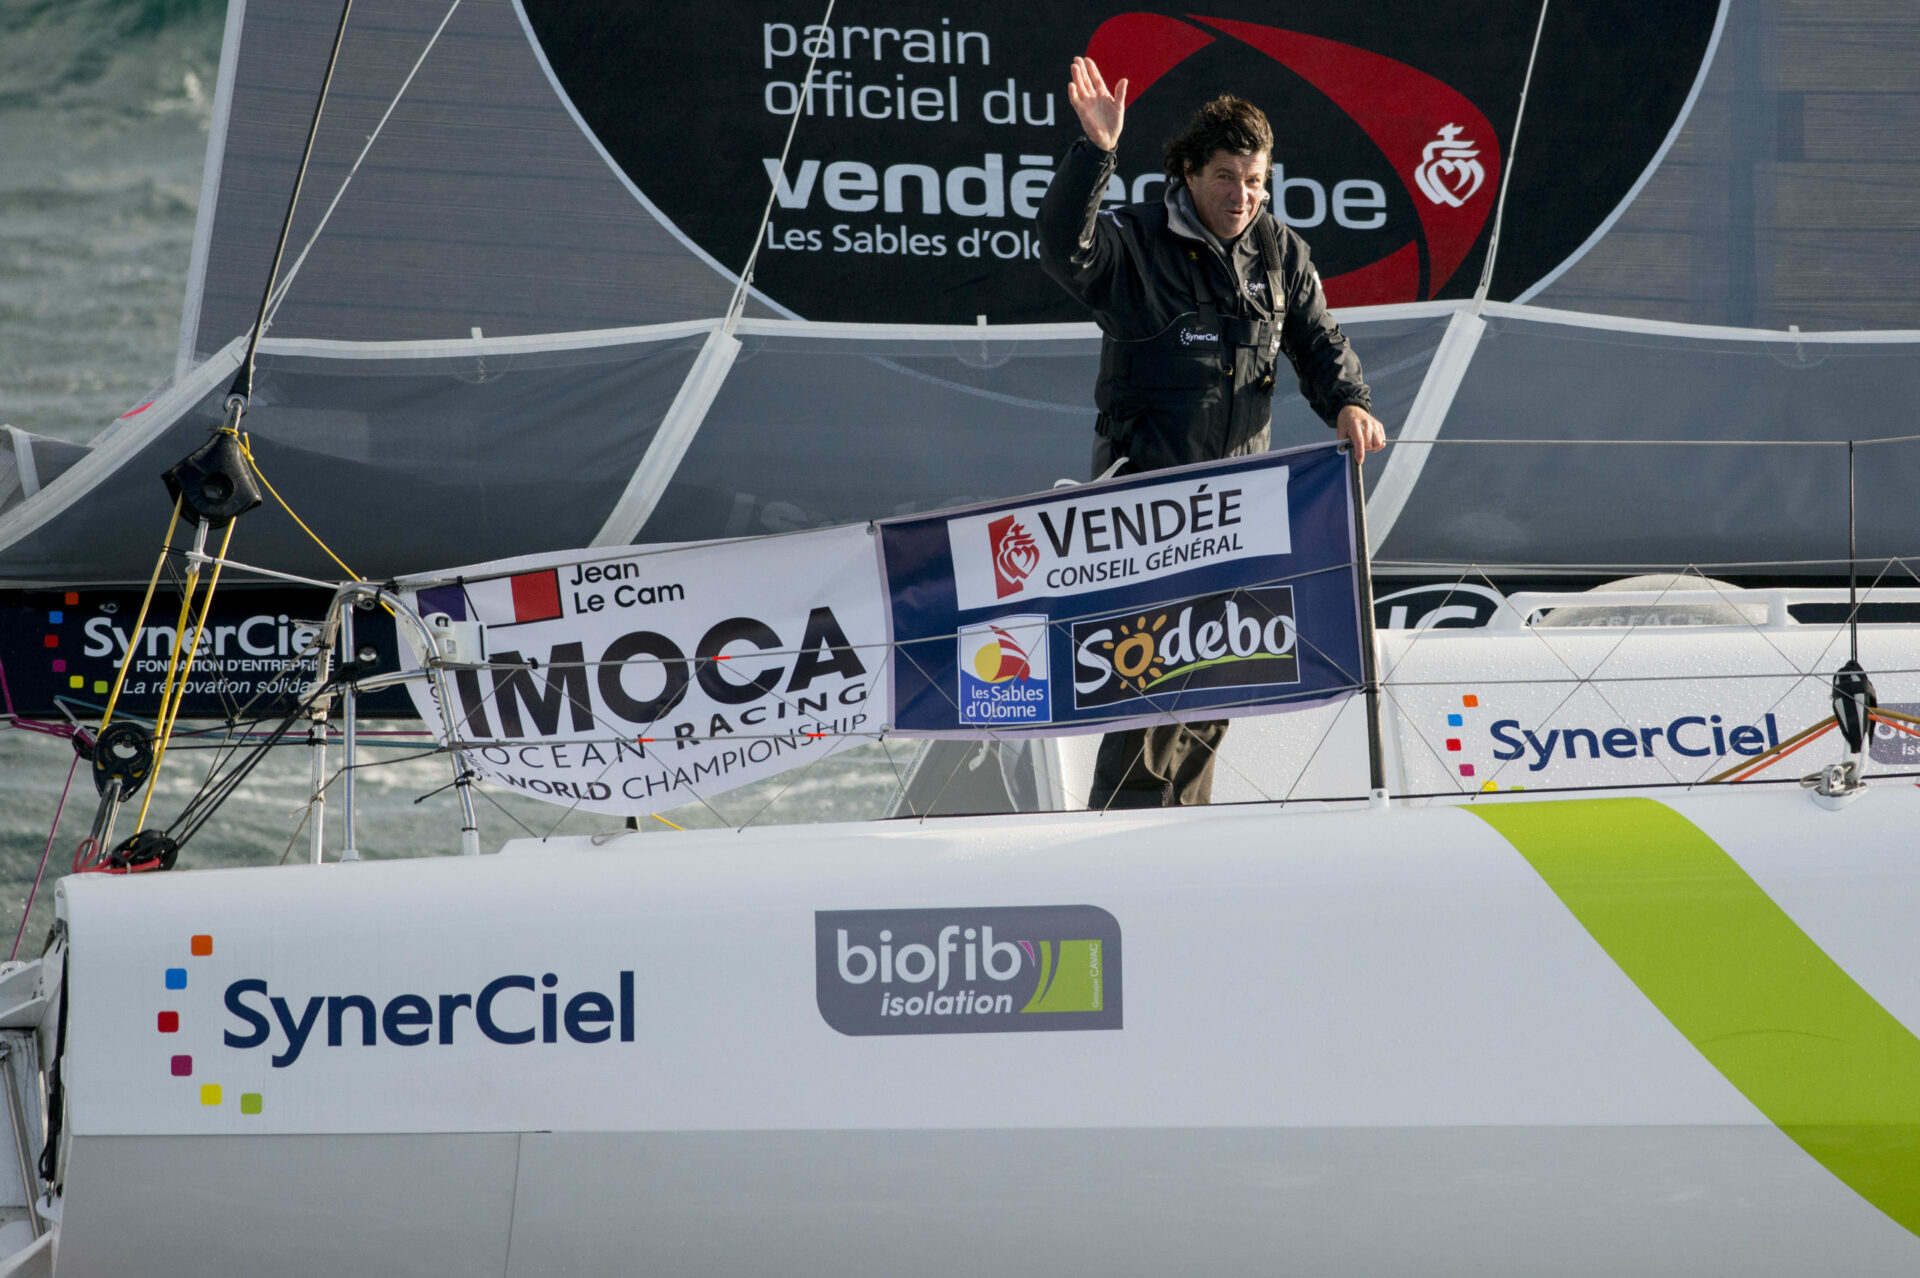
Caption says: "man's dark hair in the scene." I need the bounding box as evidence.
[1162,95,1274,181]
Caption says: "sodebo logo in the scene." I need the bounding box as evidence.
[815,905,1122,1036]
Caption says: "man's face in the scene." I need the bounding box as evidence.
[1183,149,1270,241]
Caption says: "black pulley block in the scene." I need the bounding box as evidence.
[1831,659,1878,754]
[109,829,179,873]
[91,720,155,801]
[162,431,262,527]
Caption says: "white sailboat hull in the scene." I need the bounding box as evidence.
[41,786,1920,1274]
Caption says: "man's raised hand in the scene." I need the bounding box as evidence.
[1068,57,1128,152]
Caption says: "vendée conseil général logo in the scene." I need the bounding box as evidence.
[815,905,1121,1036]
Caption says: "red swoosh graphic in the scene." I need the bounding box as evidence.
[1322,240,1420,308]
[1194,16,1500,296]
[1086,13,1215,105]
[1081,14,1502,300]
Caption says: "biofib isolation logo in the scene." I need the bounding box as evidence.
[1073,585,1297,710]
[816,906,1122,1036]
[958,614,1051,724]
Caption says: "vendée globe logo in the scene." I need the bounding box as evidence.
[815,905,1122,1037]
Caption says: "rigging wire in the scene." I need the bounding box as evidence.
[230,0,359,406]
[1849,440,1860,665]
[260,0,467,337]
[726,0,839,334]
[1473,0,1551,308]
[11,753,78,961]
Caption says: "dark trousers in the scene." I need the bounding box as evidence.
[1088,720,1229,809]
[1083,426,1264,810]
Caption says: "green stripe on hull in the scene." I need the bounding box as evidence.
[1473,797,1920,1237]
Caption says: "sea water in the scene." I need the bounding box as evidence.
[0,0,902,951]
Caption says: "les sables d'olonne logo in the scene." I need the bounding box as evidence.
[816,906,1122,1036]
[957,614,1051,725]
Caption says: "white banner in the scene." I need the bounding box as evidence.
[945,465,1292,612]
[397,526,888,817]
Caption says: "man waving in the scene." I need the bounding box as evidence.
[1036,56,1383,808]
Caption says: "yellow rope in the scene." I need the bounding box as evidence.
[116,425,387,841]
[98,495,182,734]
[234,430,395,620]
[651,813,684,831]
[135,518,236,833]
[234,431,364,583]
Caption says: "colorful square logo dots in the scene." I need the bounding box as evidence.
[157,1011,179,1033]
[190,935,212,957]
[165,967,187,990]
[170,1055,192,1077]
[1459,763,1477,778]
[1462,694,1478,708]
[241,1094,262,1116]
[200,1084,221,1107]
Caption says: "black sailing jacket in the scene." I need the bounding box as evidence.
[1037,137,1372,474]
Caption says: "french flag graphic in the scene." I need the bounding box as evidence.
[505,569,563,625]
[416,584,467,621]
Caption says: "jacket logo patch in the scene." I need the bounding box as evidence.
[1178,328,1219,346]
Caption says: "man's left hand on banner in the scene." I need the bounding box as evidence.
[1335,405,1386,461]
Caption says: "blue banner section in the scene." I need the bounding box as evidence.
[880,442,1365,736]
